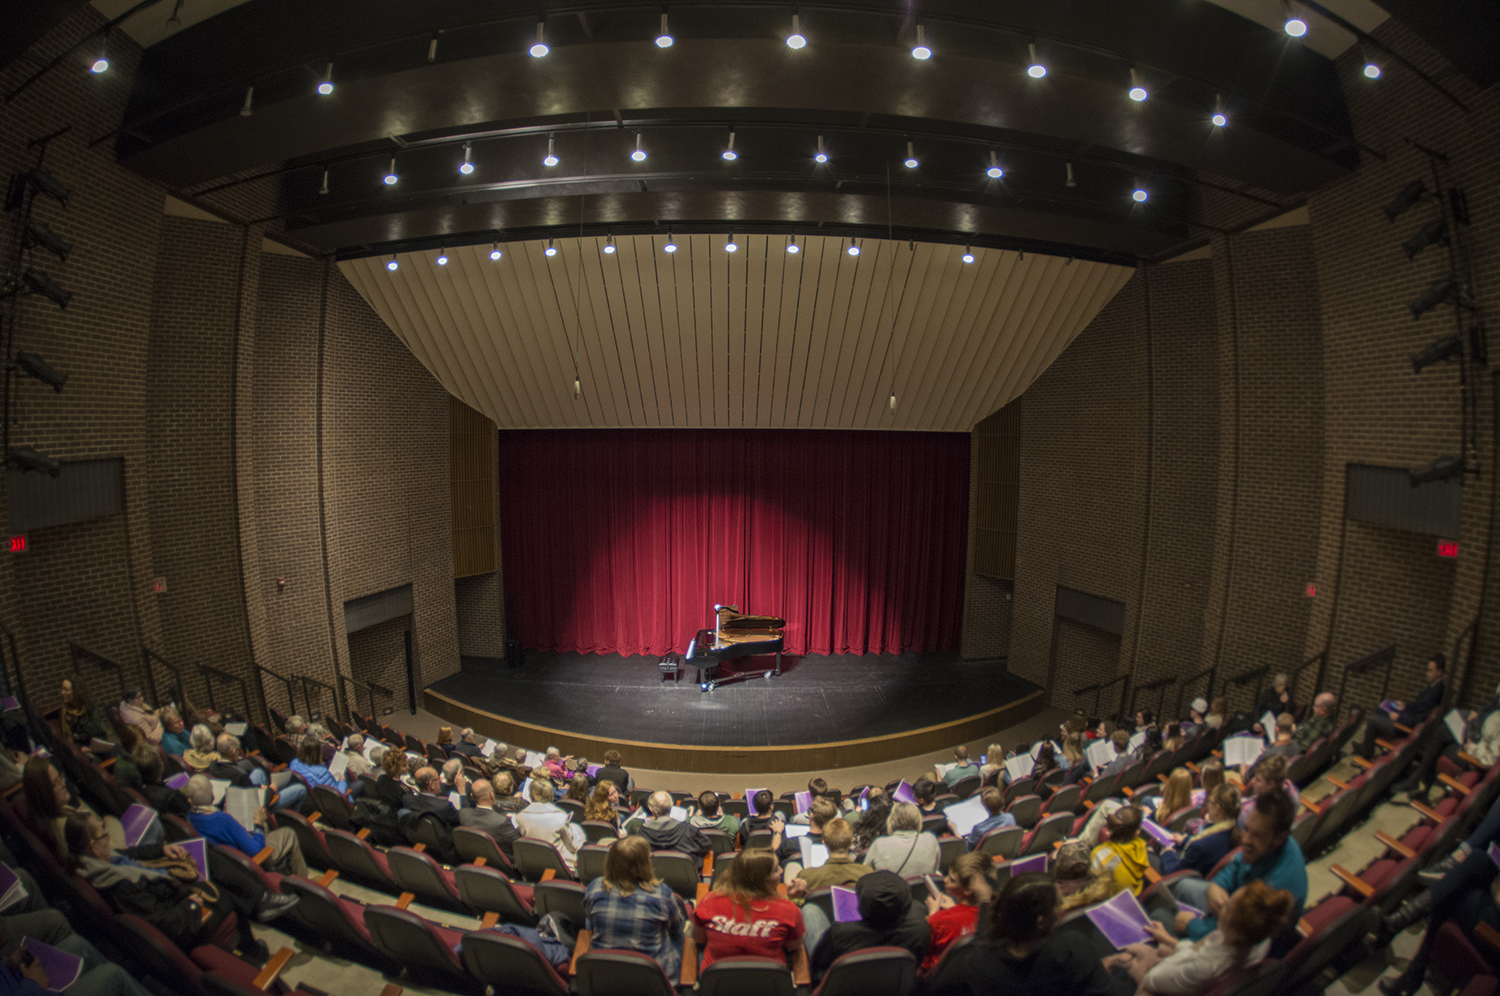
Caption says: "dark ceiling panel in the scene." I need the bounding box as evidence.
[1368,0,1500,87]
[0,0,90,72]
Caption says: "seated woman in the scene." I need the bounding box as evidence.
[117,687,163,745]
[912,778,941,816]
[1060,734,1090,786]
[180,724,221,775]
[851,787,891,853]
[965,872,1135,996]
[22,757,132,857]
[516,779,586,873]
[375,747,413,809]
[1104,880,1293,994]
[1154,768,1194,827]
[1160,784,1241,878]
[1090,805,1149,896]
[978,742,1006,786]
[1136,727,1165,761]
[64,813,283,965]
[1237,754,1299,826]
[1190,759,1226,811]
[1205,698,1229,730]
[691,848,805,972]
[585,782,623,834]
[862,802,940,877]
[60,677,115,753]
[921,851,994,972]
[1031,742,1060,785]
[111,726,145,793]
[565,773,591,805]
[136,746,191,818]
[289,739,359,799]
[583,835,685,977]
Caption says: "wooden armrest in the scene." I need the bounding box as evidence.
[396,892,415,909]
[1478,922,1500,954]
[1297,917,1312,937]
[1300,799,1322,815]
[701,852,713,879]
[356,828,371,839]
[1325,776,1350,790]
[696,882,709,902]
[1052,840,1066,850]
[541,868,556,881]
[569,929,593,975]
[100,757,116,769]
[480,911,500,929]
[1376,739,1398,752]
[253,846,273,865]
[1330,864,1375,898]
[307,811,322,823]
[317,869,339,887]
[1211,750,1223,759]
[1460,752,1486,768]
[252,948,295,990]
[379,985,402,996]
[1185,763,1201,774]
[200,905,215,923]
[1351,756,1374,770]
[790,941,811,986]
[1121,787,1135,797]
[473,857,486,867]
[680,935,698,986]
[412,842,427,852]
[272,763,288,772]
[1374,832,1416,859]
[1439,773,1472,796]
[1082,800,1095,811]
[1143,866,1162,885]
[1410,801,1444,822]
[1394,723,1413,735]
[1157,774,1170,784]
[2,783,21,798]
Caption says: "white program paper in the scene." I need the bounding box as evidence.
[328,751,349,781]
[1223,736,1264,769]
[1446,709,1468,746]
[669,806,688,822]
[481,739,498,758]
[783,823,812,838]
[798,838,830,869]
[448,791,464,810]
[1127,731,1147,753]
[1260,712,1278,743]
[208,778,232,807]
[360,739,379,762]
[1004,754,1035,783]
[1086,739,1118,772]
[943,795,990,838]
[224,722,248,737]
[933,761,960,778]
[524,751,546,768]
[224,785,260,833]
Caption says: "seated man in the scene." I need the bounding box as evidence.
[807,869,930,982]
[184,774,308,878]
[937,746,980,790]
[403,766,462,826]
[289,739,360,799]
[450,728,485,760]
[596,749,630,793]
[1169,788,1305,942]
[1290,692,1337,752]
[790,817,870,894]
[515,779,585,872]
[1,907,158,996]
[791,777,835,826]
[635,791,711,860]
[783,799,838,879]
[963,786,1016,850]
[158,707,190,757]
[440,758,466,791]
[1393,679,1500,803]
[738,790,797,861]
[492,770,527,813]
[1094,729,1135,782]
[1357,655,1446,759]
[1237,754,1299,826]
[457,778,521,858]
[1259,714,1299,761]
[339,733,377,780]
[1250,675,1293,736]
[690,790,740,841]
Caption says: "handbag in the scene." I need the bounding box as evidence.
[139,855,200,882]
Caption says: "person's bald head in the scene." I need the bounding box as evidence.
[648,791,673,817]
[471,779,494,805]
[414,766,439,791]
[216,733,242,759]
[1313,692,1336,717]
[184,774,214,808]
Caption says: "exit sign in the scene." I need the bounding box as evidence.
[9,535,25,553]
[1437,540,1460,559]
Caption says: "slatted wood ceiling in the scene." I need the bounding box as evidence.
[339,233,1133,432]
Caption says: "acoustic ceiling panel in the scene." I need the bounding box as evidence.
[339,234,1133,432]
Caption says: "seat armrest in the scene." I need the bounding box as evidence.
[356,828,371,839]
[1459,751,1487,768]
[252,948,295,991]
[1329,865,1374,898]
[307,811,322,823]
[480,911,500,929]
[1478,922,1500,954]
[569,929,593,975]
[790,942,811,986]
[317,869,339,887]
[1410,801,1444,823]
[396,892,415,910]
[253,847,273,866]
[1438,773,1472,796]
[1300,799,1321,816]
[1325,776,1350,790]
[1394,723,1413,735]
[1373,831,1415,859]
[541,868,556,881]
[473,857,486,867]
[680,935,698,986]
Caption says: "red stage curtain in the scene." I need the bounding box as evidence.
[497,429,970,657]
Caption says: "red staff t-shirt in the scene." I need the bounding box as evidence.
[692,892,805,967]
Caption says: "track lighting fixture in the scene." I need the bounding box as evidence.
[544,135,558,167]
[1065,162,1077,188]
[1383,179,1427,222]
[656,11,674,48]
[319,169,329,195]
[1212,95,1227,128]
[14,352,68,392]
[23,221,71,262]
[17,270,71,309]
[722,130,738,161]
[1132,187,1149,203]
[530,22,549,58]
[1410,455,1463,487]
[911,24,931,60]
[1409,277,1458,319]
[889,392,897,412]
[787,13,806,49]
[384,157,398,185]
[987,152,1003,179]
[386,255,399,271]
[240,86,254,116]
[787,235,799,254]
[428,37,438,62]
[545,239,558,257]
[1361,46,1382,79]
[664,232,677,253]
[318,63,334,95]
[847,238,860,257]
[962,246,974,264]
[574,377,582,397]
[1411,335,1463,373]
[814,135,828,164]
[1403,220,1449,260]
[459,143,474,175]
[436,248,448,265]
[7,447,61,477]
[21,168,71,206]
[725,234,738,253]
[1026,42,1045,79]
[1282,2,1309,37]
[904,141,918,169]
[1128,67,1147,102]
[632,133,647,162]
[603,234,616,254]
[490,242,502,260]
[90,36,108,74]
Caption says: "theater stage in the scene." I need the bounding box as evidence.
[423,650,1040,775]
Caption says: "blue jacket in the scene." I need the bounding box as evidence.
[188,809,266,856]
[1185,840,1307,941]
[161,728,191,757]
[289,759,348,796]
[1159,822,1236,877]
[965,811,1017,850]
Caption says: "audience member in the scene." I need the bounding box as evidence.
[1160,784,1241,878]
[1095,730,1134,782]
[183,774,308,877]
[1031,741,1060,783]
[1135,727,1164,761]
[808,869,929,981]
[1250,675,1292,735]
[117,688,163,745]
[963,787,1016,850]
[1258,714,1298,762]
[979,742,1006,785]
[1291,692,1338,752]
[439,758,465,792]
[921,851,994,971]
[0,885,161,996]
[21,758,122,858]
[1135,708,1156,733]
[1171,788,1305,942]
[134,747,190,818]
[179,724,220,774]
[457,779,521,857]
[863,802,940,877]
[691,849,806,971]
[1181,698,1210,739]
[1154,769,1193,826]
[1205,698,1228,730]
[1091,805,1148,896]
[636,791,710,859]
[565,773,591,804]
[492,770,528,814]
[596,749,630,793]
[290,739,358,799]
[110,726,144,793]
[403,766,461,825]
[449,728,484,760]
[515,778,585,872]
[434,726,454,750]
[851,787,891,853]
[158,707,189,757]
[1238,754,1299,826]
[338,734,377,780]
[586,782,623,832]
[1414,788,1500,885]
[59,678,113,751]
[690,791,740,840]
[375,748,412,809]
[1392,679,1500,803]
[583,836,685,978]
[937,746,980,789]
[790,817,869,895]
[540,747,572,783]
[912,778,941,816]
[1060,734,1090,785]
[1194,759,1226,809]
[1356,654,1446,759]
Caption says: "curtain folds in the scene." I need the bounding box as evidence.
[497,429,969,657]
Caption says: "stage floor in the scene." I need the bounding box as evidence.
[427,649,1037,750]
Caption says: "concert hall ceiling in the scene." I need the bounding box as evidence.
[19,0,1479,428]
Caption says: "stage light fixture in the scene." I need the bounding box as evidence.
[574,377,582,397]
[787,13,806,49]
[530,21,549,57]
[22,168,71,206]
[1212,94,1228,128]
[1065,162,1077,188]
[318,63,334,95]
[436,248,448,265]
[1128,67,1147,102]
[383,158,398,185]
[962,245,974,264]
[1282,3,1308,36]
[21,269,71,309]
[90,39,108,74]
[459,143,474,175]
[490,242,502,260]
[631,133,647,162]
[1132,187,1149,203]
[787,235,799,254]
[14,352,67,392]
[1403,219,1449,260]
[814,135,828,164]
[1409,277,1458,319]
[1411,335,1463,373]
[904,141,918,169]
[239,86,254,116]
[1410,455,1463,486]
[318,169,329,195]
[603,234,616,254]
[23,221,71,262]
[664,232,677,253]
[911,24,931,60]
[725,234,738,253]
[847,238,859,257]
[722,130,738,161]
[545,239,558,257]
[656,11,673,48]
[7,446,61,477]
[1027,42,1045,78]
[987,151,1003,179]
[889,392,897,412]
[386,255,398,271]
[1383,179,1426,222]
[1362,51,1382,79]
[544,135,558,167]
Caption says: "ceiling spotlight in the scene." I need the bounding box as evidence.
[1026,42,1045,78]
[1409,277,1458,319]
[530,21,549,57]
[490,242,502,260]
[889,392,897,412]
[1065,161,1077,188]
[1212,94,1227,128]
[911,24,931,60]
[1283,3,1309,37]
[847,238,860,256]
[21,269,71,309]
[383,157,398,185]
[664,233,677,253]
[318,169,329,195]
[725,234,738,253]
[386,255,399,271]
[459,142,474,175]
[14,352,68,392]
[1128,67,1147,102]
[603,234,616,254]
[722,130,738,161]
[574,377,582,398]
[787,235,799,254]
[987,151,1003,179]
[632,133,647,162]
[1132,187,1149,203]
[90,39,108,74]
[1411,335,1463,373]
[656,11,673,48]
[1403,219,1449,260]
[962,245,974,264]
[787,13,806,49]
[239,85,255,116]
[436,248,449,265]
[904,141,918,169]
[318,62,334,95]
[7,446,61,477]
[23,221,71,262]
[1383,179,1426,222]
[1362,53,1382,79]
[1410,455,1463,487]
[814,135,828,164]
[544,135,558,167]
[545,239,558,257]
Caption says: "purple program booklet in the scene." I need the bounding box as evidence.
[793,791,813,815]
[586,764,602,778]
[744,789,768,816]
[1008,853,1049,876]
[120,804,160,848]
[166,772,190,791]
[830,886,861,923]
[20,937,84,992]
[1140,819,1176,849]
[0,696,17,712]
[179,838,209,882]
[1085,889,1155,949]
[892,780,917,805]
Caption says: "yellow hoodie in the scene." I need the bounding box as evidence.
[1091,836,1151,895]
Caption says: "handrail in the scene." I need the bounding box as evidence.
[140,646,186,711]
[1129,675,1175,723]
[254,664,296,721]
[1173,665,1217,721]
[1289,651,1326,707]
[340,674,393,722]
[1225,664,1270,714]
[1335,645,1397,713]
[1454,615,1482,708]
[0,620,26,708]
[296,673,338,722]
[67,641,127,703]
[197,663,253,724]
[1070,674,1130,721]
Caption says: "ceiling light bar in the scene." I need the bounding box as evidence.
[656,11,674,48]
[459,142,474,175]
[1065,161,1077,188]
[530,21,549,57]
[318,169,329,195]
[1282,2,1308,37]
[787,12,806,49]
[318,62,334,95]
[911,23,931,60]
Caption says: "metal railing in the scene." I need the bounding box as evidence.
[1173,665,1217,721]
[296,673,338,722]
[1289,651,1326,707]
[1454,616,1482,707]
[1071,674,1130,720]
[1129,675,1175,722]
[0,620,25,706]
[1224,664,1270,715]
[140,646,186,710]
[1336,645,1397,712]
[67,641,128,703]
[198,662,253,722]
[340,674,393,722]
[255,664,295,720]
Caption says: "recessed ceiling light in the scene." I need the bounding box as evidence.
[386,255,399,271]
[631,133,647,162]
[787,13,806,49]
[603,234,616,254]
[987,151,1004,179]
[847,238,860,256]
[544,135,558,167]
[490,243,502,260]
[1026,42,1045,79]
[911,23,931,60]
[904,140,919,169]
[1132,187,1149,203]
[90,55,109,74]
[962,246,974,264]
[656,11,673,48]
[664,234,677,253]
[436,248,448,265]
[530,21,549,57]
[1212,94,1228,128]
[318,62,334,95]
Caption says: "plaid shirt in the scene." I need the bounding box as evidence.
[583,878,684,979]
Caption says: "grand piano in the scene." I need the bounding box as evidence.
[684,604,785,691]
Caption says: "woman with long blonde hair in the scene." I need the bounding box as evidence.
[581,836,684,976]
[691,848,806,971]
[1155,768,1194,825]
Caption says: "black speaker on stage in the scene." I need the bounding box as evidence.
[505,637,524,669]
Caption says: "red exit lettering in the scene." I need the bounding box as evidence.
[1437,540,1460,559]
